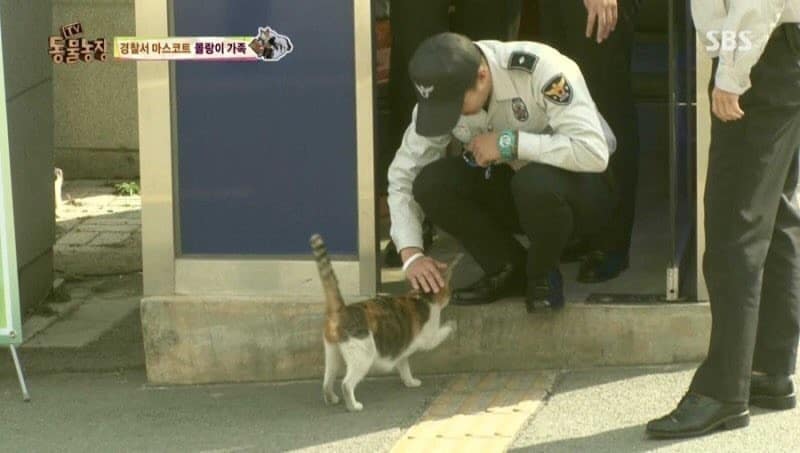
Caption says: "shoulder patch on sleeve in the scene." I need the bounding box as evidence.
[541,73,573,105]
[508,51,538,73]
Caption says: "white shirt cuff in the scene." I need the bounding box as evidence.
[516,131,543,162]
[714,63,750,95]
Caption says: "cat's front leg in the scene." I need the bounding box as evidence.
[396,358,421,387]
[426,320,456,349]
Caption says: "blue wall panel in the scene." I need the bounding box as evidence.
[173,0,358,255]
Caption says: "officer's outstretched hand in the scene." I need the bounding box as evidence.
[468,132,501,167]
[402,248,448,294]
[712,87,744,122]
[584,0,618,43]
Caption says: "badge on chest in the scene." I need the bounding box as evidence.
[511,97,529,122]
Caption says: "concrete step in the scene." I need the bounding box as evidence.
[140,295,709,385]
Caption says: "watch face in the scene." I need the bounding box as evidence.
[499,133,513,149]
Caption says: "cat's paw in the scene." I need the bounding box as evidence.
[324,392,341,405]
[346,401,364,412]
[443,320,457,333]
[403,378,422,388]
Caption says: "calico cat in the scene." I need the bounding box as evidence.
[310,234,461,412]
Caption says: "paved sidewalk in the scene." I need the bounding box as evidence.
[3,362,798,452]
[55,180,141,276]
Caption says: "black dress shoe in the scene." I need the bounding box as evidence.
[525,269,564,313]
[452,264,524,305]
[577,250,629,283]
[646,393,749,439]
[750,374,796,410]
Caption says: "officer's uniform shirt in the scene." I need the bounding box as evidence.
[693,0,800,94]
[388,40,616,252]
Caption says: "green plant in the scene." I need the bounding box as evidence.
[113,181,140,196]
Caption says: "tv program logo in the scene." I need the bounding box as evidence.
[705,30,753,52]
[48,22,107,64]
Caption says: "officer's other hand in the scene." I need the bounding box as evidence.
[404,255,448,294]
[712,87,744,122]
[468,132,501,167]
[584,0,618,43]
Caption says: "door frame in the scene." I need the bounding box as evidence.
[136,0,378,297]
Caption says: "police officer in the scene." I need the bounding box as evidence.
[647,1,800,438]
[388,32,617,311]
[537,0,640,283]
[380,0,522,267]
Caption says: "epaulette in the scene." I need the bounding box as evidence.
[508,51,538,73]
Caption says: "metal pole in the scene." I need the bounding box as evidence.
[9,345,30,402]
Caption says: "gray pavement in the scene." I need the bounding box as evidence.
[55,180,142,276]
[511,364,800,453]
[3,358,798,452]
[0,370,446,453]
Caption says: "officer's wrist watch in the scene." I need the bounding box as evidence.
[497,130,518,162]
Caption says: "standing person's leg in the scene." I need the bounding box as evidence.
[690,33,800,406]
[536,0,567,49]
[384,0,450,195]
[647,26,800,438]
[454,0,521,41]
[751,148,800,410]
[538,0,641,281]
[750,21,800,410]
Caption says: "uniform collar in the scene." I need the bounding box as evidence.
[475,41,518,102]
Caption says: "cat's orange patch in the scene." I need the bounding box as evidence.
[324,318,340,343]
[362,302,381,332]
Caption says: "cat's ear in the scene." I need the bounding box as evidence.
[444,253,464,283]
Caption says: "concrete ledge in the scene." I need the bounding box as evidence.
[141,295,710,385]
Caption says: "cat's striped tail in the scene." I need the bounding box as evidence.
[309,234,345,316]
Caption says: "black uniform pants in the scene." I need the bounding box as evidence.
[413,158,613,281]
[690,24,800,403]
[380,0,521,194]
[537,0,640,254]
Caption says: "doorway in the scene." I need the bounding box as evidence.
[376,0,697,303]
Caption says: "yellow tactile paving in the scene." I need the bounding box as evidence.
[390,371,558,453]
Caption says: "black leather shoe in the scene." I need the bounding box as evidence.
[750,374,796,410]
[525,269,564,312]
[577,250,629,283]
[646,393,749,439]
[452,264,524,305]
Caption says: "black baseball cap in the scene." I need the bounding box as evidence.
[409,33,481,137]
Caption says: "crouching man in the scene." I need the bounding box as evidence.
[388,32,617,311]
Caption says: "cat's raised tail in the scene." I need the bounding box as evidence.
[309,234,345,319]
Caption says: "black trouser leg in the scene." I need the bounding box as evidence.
[384,0,450,194]
[453,0,520,41]
[382,0,521,194]
[413,158,525,274]
[753,150,800,376]
[690,27,800,403]
[537,0,640,253]
[511,163,614,279]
